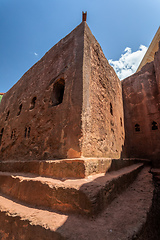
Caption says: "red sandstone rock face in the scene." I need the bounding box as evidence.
[0,22,124,161]
[122,46,160,166]
[0,24,85,161]
[0,26,83,160]
[154,42,160,89]
[82,24,124,158]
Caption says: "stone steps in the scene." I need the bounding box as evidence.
[151,168,160,184]
[0,163,143,216]
[150,168,160,176]
[0,167,153,240]
[0,158,148,179]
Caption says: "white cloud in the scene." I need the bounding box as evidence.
[108,45,148,80]
[34,52,38,56]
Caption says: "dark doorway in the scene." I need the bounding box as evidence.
[51,79,65,106]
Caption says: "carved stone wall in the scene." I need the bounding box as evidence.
[122,45,160,166]
[81,24,124,158]
[0,23,84,160]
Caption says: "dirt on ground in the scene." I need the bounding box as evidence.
[136,180,160,240]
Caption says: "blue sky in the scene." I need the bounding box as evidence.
[0,0,160,93]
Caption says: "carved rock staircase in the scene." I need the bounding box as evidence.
[0,158,154,240]
[151,168,160,184]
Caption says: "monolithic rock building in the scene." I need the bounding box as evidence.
[0,17,159,239]
[1,21,160,167]
[0,21,124,161]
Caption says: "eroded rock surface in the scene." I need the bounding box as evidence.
[0,22,124,161]
[122,45,160,167]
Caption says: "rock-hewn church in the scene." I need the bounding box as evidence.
[0,14,159,239]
